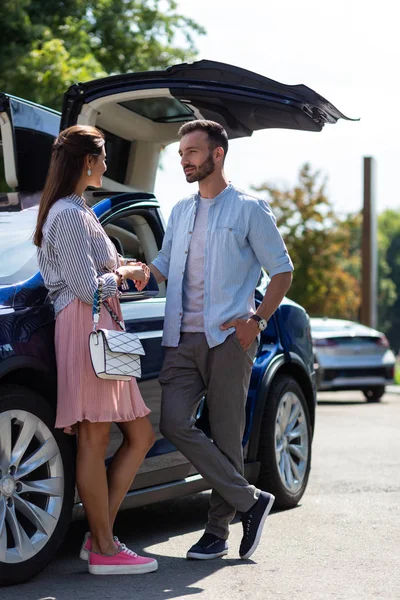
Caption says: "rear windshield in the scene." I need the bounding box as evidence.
[0,207,39,285]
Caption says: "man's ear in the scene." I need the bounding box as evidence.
[214,146,225,164]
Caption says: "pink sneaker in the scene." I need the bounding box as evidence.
[80,533,121,560]
[88,546,158,575]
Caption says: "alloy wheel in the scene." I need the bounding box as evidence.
[275,391,309,493]
[0,410,64,564]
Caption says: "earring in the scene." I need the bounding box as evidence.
[87,168,92,176]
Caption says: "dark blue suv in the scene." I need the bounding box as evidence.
[0,60,351,584]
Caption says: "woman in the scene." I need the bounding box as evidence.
[34,125,158,576]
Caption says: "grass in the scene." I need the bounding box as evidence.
[395,363,400,385]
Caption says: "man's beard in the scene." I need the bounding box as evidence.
[184,153,215,183]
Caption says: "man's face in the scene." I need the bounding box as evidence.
[179,130,216,183]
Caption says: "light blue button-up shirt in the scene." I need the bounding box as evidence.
[153,184,293,348]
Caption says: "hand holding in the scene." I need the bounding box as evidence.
[128,262,150,291]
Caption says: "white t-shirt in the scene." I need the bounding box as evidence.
[181,197,214,332]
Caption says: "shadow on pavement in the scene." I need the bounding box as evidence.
[3,492,263,600]
[317,391,367,405]
[317,399,367,405]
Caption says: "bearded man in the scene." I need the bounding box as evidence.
[150,120,293,561]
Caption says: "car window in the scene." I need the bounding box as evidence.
[0,207,39,285]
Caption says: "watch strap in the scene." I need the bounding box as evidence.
[250,315,262,323]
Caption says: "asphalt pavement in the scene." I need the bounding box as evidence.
[3,390,400,600]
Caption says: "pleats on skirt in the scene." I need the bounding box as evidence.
[54,295,150,430]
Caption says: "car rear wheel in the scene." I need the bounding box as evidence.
[257,374,312,510]
[0,385,75,586]
[363,386,385,403]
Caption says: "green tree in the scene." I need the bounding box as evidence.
[253,163,362,319]
[377,210,400,350]
[0,0,205,109]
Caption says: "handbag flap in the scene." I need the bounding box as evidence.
[100,330,146,356]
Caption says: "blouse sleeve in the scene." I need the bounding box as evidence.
[54,208,117,304]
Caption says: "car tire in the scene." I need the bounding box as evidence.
[0,385,75,586]
[256,374,312,510]
[363,386,385,403]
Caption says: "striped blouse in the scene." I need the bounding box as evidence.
[37,194,118,316]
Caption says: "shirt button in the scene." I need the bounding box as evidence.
[182,271,184,275]
[185,250,188,254]
[189,231,193,234]
[179,312,182,316]
[229,228,232,231]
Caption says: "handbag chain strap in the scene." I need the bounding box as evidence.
[92,280,126,331]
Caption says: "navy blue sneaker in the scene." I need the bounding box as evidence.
[187,533,228,560]
[239,491,275,559]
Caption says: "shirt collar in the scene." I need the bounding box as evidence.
[68,193,86,207]
[195,183,233,204]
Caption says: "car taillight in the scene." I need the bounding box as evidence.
[312,338,338,347]
[375,335,390,348]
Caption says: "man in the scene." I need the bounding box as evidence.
[150,120,293,560]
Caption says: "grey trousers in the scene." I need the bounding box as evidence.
[159,332,260,540]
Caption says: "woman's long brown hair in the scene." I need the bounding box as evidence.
[33,125,105,246]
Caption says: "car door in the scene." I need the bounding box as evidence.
[0,93,60,207]
[94,195,197,490]
[57,59,355,197]
[2,61,355,200]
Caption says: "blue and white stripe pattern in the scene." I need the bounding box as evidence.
[37,194,118,316]
[152,184,294,348]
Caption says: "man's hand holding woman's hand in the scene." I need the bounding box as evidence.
[117,262,150,291]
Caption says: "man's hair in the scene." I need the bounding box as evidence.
[178,120,229,159]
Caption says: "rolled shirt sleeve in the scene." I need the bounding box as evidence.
[247,199,294,277]
[54,209,117,304]
[152,206,175,278]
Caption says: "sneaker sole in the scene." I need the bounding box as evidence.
[80,548,90,561]
[240,494,275,560]
[88,560,158,575]
[186,549,228,560]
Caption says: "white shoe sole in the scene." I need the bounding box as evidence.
[88,559,158,575]
[186,549,228,560]
[240,493,275,560]
[80,548,90,561]
[80,534,90,561]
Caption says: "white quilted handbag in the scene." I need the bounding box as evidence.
[89,282,145,381]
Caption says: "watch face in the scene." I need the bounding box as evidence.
[259,318,267,331]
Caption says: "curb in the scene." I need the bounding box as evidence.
[385,385,400,395]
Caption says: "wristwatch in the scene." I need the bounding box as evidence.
[250,314,268,331]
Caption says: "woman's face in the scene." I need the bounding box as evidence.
[87,145,107,188]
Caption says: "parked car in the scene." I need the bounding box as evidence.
[0,60,352,585]
[311,317,395,401]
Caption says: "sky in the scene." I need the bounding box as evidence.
[155,0,399,221]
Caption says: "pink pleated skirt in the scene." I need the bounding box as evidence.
[54,296,150,429]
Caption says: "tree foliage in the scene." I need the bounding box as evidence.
[377,210,400,350]
[0,0,205,109]
[253,163,362,319]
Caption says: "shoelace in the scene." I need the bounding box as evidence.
[244,514,253,538]
[119,543,138,558]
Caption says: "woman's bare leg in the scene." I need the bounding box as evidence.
[76,420,117,555]
[107,416,155,529]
